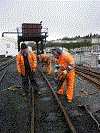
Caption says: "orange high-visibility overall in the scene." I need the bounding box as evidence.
[16,49,37,76]
[55,51,75,100]
[40,54,52,74]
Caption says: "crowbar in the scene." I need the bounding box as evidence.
[78,105,100,130]
[0,86,17,93]
[79,89,89,95]
[76,90,99,97]
[57,73,67,91]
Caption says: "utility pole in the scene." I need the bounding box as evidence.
[17,28,20,52]
[2,29,21,52]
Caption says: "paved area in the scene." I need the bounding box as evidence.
[0,63,31,133]
[0,55,100,132]
[43,54,100,123]
[41,53,100,111]
[73,54,100,69]
[37,60,100,132]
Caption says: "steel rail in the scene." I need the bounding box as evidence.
[37,66,77,133]
[0,70,8,83]
[75,70,100,86]
[0,57,7,62]
[77,69,100,79]
[31,87,34,133]
[0,59,15,71]
[76,65,100,75]
[75,67,100,80]
[78,105,100,130]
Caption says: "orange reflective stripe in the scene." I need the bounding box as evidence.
[17,66,20,67]
[69,61,74,64]
[16,62,20,64]
[58,63,68,66]
[16,49,37,75]
[33,57,36,59]
[21,68,25,71]
[64,53,70,58]
[55,51,75,71]
[30,61,37,65]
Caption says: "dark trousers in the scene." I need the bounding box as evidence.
[22,70,38,94]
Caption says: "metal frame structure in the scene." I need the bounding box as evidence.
[2,23,48,56]
[18,32,48,55]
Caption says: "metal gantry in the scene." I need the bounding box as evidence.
[2,22,48,56]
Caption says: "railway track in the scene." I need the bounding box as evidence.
[34,66,75,133]
[33,63,100,133]
[0,60,99,132]
[0,57,11,62]
[0,64,32,132]
[0,58,15,71]
[0,58,16,83]
[75,65,100,87]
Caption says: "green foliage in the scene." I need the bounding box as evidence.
[46,42,92,50]
[61,33,100,40]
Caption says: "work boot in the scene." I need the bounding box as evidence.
[67,99,72,103]
[48,73,51,75]
[57,90,63,95]
[24,97,28,102]
[34,89,41,95]
[57,92,63,95]
[37,91,41,95]
[57,93,62,96]
[43,71,47,74]
[22,93,26,97]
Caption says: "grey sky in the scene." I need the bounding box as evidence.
[0,0,100,40]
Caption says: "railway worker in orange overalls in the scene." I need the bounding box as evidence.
[39,54,52,74]
[51,47,75,103]
[16,43,39,97]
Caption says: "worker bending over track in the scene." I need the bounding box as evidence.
[51,48,75,103]
[39,54,52,74]
[16,43,39,97]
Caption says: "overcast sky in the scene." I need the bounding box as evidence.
[0,0,100,41]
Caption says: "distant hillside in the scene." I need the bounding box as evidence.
[62,34,100,40]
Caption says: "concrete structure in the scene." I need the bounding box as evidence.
[73,45,100,53]
[92,44,100,52]
[0,37,18,57]
[51,37,100,44]
[51,38,92,44]
[91,38,100,44]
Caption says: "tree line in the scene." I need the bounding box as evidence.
[28,41,93,51]
[62,33,100,40]
[46,42,92,50]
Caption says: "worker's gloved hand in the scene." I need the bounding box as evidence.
[54,69,58,73]
[32,68,36,73]
[62,70,67,75]
[47,61,50,65]
[19,73,23,76]
[44,58,46,61]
